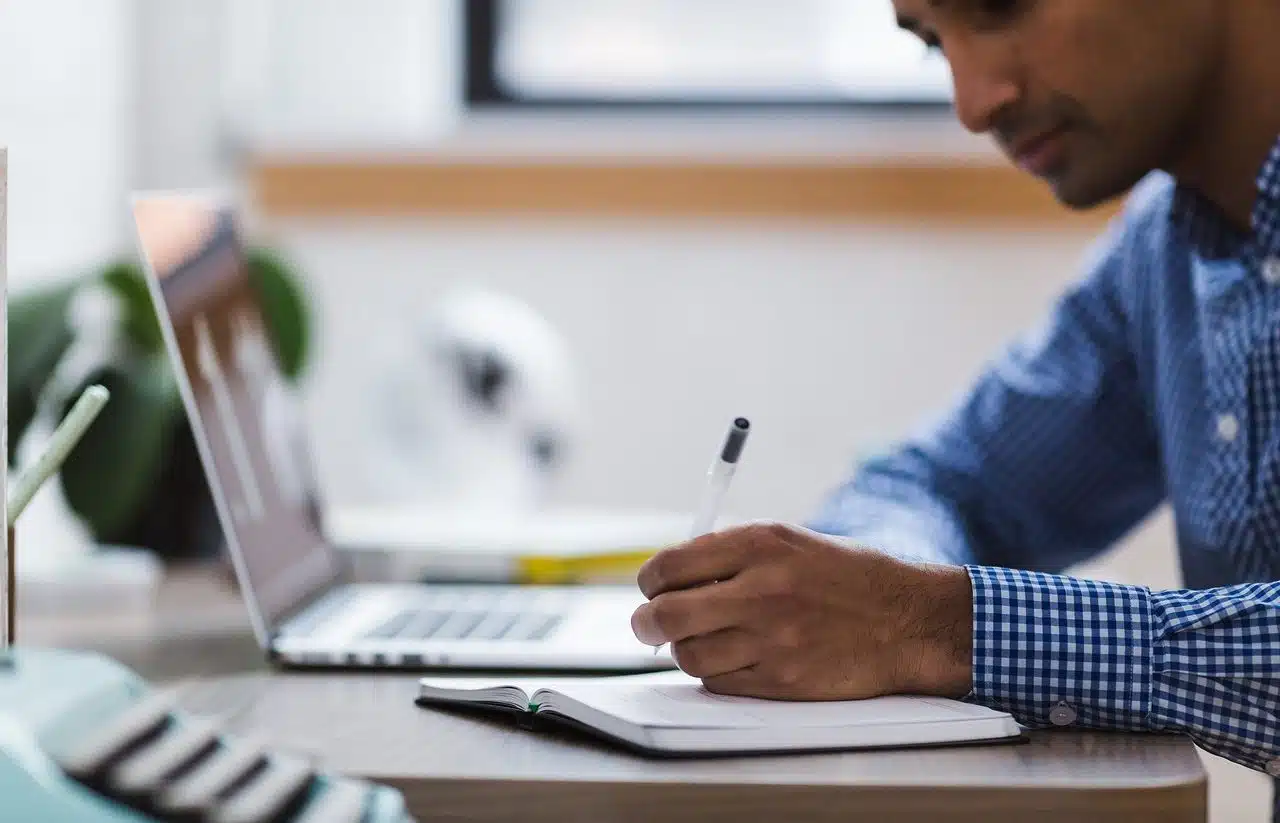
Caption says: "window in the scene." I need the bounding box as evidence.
[465,0,954,108]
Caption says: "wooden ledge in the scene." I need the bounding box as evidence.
[248,156,1123,226]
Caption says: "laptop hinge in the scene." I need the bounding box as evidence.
[266,631,282,661]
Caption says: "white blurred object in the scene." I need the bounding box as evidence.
[362,288,583,513]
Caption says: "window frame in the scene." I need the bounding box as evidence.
[462,0,955,112]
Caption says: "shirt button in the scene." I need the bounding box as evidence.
[1217,413,1240,442]
[1268,760,1280,778]
[1263,257,1280,284]
[1048,701,1077,726]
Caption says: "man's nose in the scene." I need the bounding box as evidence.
[947,39,1022,135]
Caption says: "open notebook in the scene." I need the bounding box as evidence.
[416,670,1023,757]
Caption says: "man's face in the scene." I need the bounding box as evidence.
[891,0,1224,209]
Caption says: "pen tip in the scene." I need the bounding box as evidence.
[734,417,750,430]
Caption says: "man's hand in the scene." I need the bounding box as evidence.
[631,522,974,701]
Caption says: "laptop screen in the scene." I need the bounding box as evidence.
[131,193,342,640]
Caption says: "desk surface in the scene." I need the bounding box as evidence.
[190,670,1208,823]
[26,564,1209,822]
[22,561,265,681]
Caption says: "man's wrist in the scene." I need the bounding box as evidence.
[897,563,974,697]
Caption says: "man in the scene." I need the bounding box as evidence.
[630,0,1280,817]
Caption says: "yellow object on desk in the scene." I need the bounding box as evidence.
[516,549,658,584]
[327,504,717,584]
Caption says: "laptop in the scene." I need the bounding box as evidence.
[129,190,676,672]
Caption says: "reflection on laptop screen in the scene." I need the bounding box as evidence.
[132,193,341,635]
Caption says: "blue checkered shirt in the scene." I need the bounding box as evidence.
[808,138,1280,797]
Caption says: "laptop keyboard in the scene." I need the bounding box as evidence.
[363,605,564,643]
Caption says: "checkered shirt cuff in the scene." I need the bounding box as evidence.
[965,567,1280,775]
[966,566,1154,730]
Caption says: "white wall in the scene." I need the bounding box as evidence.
[272,217,1088,517]
[133,0,228,190]
[0,0,134,286]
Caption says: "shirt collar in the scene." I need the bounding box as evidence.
[1169,133,1280,262]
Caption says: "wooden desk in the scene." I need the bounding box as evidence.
[190,671,1208,823]
[20,564,1210,821]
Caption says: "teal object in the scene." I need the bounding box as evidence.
[0,647,416,822]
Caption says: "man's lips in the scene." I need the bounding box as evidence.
[1009,127,1072,176]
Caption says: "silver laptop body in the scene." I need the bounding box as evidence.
[130,189,674,672]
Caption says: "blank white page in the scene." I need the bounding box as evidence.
[544,671,1011,730]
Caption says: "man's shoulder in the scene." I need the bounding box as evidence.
[1117,171,1180,234]
[1077,172,1184,289]
[1053,172,1190,341]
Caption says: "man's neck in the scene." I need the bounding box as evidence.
[1169,8,1280,232]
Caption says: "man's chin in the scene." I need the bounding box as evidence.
[1045,167,1144,211]
[1046,179,1120,211]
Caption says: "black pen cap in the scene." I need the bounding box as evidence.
[720,418,750,463]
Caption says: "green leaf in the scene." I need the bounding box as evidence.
[247,246,310,381]
[101,261,165,354]
[57,355,182,542]
[7,280,81,465]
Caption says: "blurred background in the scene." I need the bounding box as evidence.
[0,1,1266,819]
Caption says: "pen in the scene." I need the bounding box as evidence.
[689,417,750,538]
[7,384,111,528]
[656,416,751,655]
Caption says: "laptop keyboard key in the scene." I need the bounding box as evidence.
[365,611,414,640]
[454,612,491,640]
[400,609,451,639]
[432,611,486,641]
[471,613,521,641]
[528,615,563,641]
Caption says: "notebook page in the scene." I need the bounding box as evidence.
[546,672,1008,730]
[419,676,630,703]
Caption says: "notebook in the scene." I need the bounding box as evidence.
[415,670,1023,757]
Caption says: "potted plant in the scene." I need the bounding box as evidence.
[7,247,311,561]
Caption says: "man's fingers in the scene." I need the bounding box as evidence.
[670,627,760,679]
[700,666,781,699]
[638,523,786,599]
[630,577,752,646]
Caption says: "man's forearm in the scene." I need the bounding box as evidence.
[962,567,1280,775]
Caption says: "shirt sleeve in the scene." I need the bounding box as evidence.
[805,198,1165,573]
[968,566,1280,774]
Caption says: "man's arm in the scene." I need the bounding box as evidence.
[632,520,1280,776]
[968,567,1280,774]
[794,183,1280,772]
[806,202,1164,572]
[631,179,1279,772]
